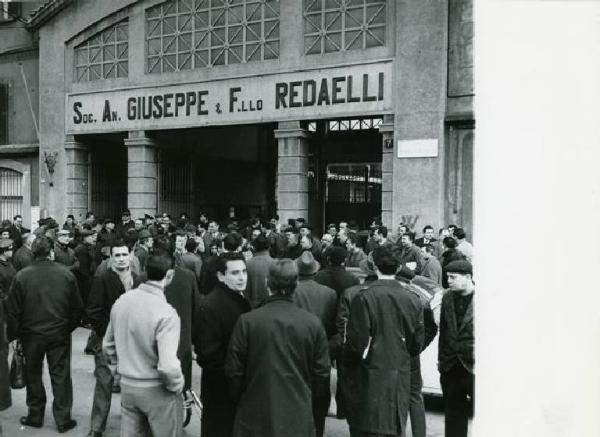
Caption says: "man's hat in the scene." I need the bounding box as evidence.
[445,260,473,276]
[144,213,154,220]
[122,209,131,216]
[184,224,196,234]
[45,218,59,229]
[104,217,115,225]
[295,251,320,276]
[80,228,97,237]
[138,229,152,241]
[0,239,14,249]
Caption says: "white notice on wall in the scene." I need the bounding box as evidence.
[397,139,439,158]
[30,206,40,231]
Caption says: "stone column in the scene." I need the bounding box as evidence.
[124,131,158,218]
[378,115,395,229]
[274,121,310,225]
[65,135,89,221]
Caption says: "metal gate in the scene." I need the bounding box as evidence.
[0,167,23,220]
[159,152,193,217]
[90,145,127,220]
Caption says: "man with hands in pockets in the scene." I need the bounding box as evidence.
[103,254,184,437]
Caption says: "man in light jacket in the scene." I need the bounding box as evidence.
[103,254,184,437]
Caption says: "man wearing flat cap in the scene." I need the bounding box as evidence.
[115,209,135,240]
[438,260,474,437]
[134,229,153,273]
[55,230,78,271]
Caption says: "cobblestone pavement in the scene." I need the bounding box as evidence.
[2,328,448,437]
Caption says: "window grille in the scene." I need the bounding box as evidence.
[0,1,20,23]
[0,168,23,220]
[303,0,386,55]
[328,117,382,131]
[74,20,129,82]
[146,0,280,73]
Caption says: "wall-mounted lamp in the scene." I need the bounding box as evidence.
[384,138,394,150]
[44,151,58,186]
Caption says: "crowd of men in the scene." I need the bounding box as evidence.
[0,209,475,437]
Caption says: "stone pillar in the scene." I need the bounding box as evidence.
[65,135,89,221]
[274,121,310,225]
[378,115,395,229]
[124,131,158,218]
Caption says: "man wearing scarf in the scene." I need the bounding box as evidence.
[86,240,140,437]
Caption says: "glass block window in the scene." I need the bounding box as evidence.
[304,0,386,55]
[74,20,129,82]
[146,0,280,73]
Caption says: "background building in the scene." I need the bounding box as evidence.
[2,0,473,234]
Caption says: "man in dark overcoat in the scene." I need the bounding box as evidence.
[153,234,202,392]
[54,230,78,272]
[345,246,424,437]
[225,258,331,437]
[438,260,474,437]
[291,251,337,437]
[314,246,360,301]
[332,255,378,422]
[86,240,140,437]
[0,292,11,435]
[193,252,251,437]
[245,234,274,308]
[12,233,35,272]
[0,239,15,302]
[5,236,82,433]
[74,228,99,306]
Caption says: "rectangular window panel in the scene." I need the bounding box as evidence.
[303,0,386,54]
[146,0,279,73]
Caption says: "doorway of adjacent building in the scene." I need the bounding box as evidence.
[445,122,474,238]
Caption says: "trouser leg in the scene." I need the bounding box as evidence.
[89,338,113,432]
[46,337,73,426]
[121,389,151,437]
[142,386,183,437]
[312,372,331,437]
[441,363,473,437]
[22,340,46,423]
[409,357,426,437]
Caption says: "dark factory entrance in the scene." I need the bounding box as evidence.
[154,123,278,222]
[305,117,383,233]
[87,133,128,220]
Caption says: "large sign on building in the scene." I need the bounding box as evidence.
[66,62,392,134]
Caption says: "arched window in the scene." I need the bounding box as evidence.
[0,167,23,220]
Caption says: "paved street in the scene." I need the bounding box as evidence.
[2,329,447,437]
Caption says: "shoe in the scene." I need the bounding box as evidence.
[88,431,103,437]
[111,384,121,394]
[57,419,77,433]
[84,347,94,355]
[20,416,43,428]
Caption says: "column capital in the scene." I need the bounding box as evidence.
[124,130,158,147]
[64,135,88,151]
[378,120,395,135]
[274,128,310,140]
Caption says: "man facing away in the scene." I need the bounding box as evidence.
[291,251,337,437]
[103,254,184,437]
[244,234,274,308]
[225,259,331,437]
[5,236,82,433]
[86,240,140,437]
[438,260,475,437]
[194,252,251,437]
[344,246,424,437]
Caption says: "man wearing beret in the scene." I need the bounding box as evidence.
[438,260,474,437]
